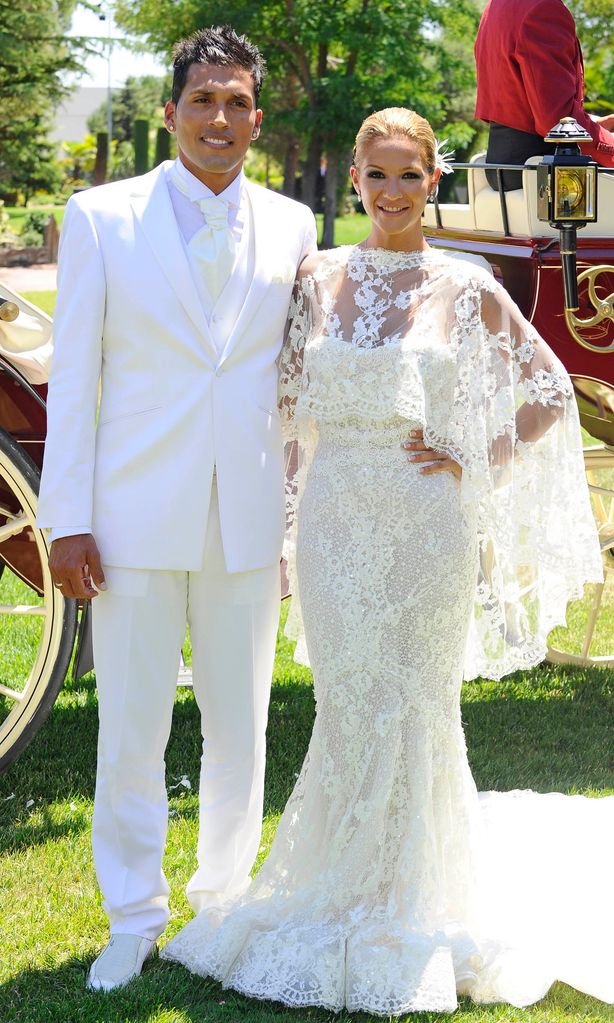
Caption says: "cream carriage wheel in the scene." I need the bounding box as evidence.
[546,444,614,668]
[0,428,78,771]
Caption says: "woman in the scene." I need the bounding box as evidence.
[163,108,613,1012]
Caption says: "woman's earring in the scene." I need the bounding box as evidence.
[168,124,175,133]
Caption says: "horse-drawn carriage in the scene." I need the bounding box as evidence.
[0,121,613,771]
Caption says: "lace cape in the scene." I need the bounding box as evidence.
[278,245,602,681]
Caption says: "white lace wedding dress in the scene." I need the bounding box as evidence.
[162,246,612,1013]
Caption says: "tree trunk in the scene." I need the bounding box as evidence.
[282,139,300,197]
[321,148,339,249]
[93,132,109,186]
[302,131,322,214]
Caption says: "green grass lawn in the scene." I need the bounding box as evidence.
[4,266,613,1022]
[11,207,363,249]
[0,596,613,1023]
[21,290,55,316]
[4,205,65,233]
[317,212,370,247]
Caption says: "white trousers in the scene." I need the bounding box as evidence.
[90,481,280,940]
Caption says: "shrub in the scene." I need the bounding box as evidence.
[20,210,49,246]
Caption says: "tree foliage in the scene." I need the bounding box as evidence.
[0,0,85,200]
[88,73,171,143]
[567,0,614,108]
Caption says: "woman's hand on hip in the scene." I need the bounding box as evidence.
[403,429,462,480]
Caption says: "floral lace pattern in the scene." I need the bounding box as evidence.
[162,247,612,1013]
[279,245,602,679]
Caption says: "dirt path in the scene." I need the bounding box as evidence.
[0,263,57,292]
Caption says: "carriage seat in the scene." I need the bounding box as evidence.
[471,152,614,239]
[0,283,52,385]
[421,201,475,230]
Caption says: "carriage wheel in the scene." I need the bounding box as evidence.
[546,444,614,668]
[0,428,78,771]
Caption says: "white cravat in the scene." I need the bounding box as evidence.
[189,195,236,300]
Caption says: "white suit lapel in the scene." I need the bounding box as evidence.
[217,181,273,366]
[129,164,217,363]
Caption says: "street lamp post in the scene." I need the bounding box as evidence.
[96,1,113,142]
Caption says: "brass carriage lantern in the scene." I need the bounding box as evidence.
[537,116,598,314]
[537,116,598,226]
[536,116,614,353]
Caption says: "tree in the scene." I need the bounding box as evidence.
[88,73,171,143]
[115,0,481,244]
[0,0,85,201]
[567,0,614,109]
[154,125,172,165]
[133,118,150,173]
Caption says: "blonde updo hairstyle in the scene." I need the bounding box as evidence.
[353,107,437,174]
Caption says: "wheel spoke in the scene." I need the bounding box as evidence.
[580,582,604,659]
[0,683,24,701]
[0,513,29,542]
[0,603,47,616]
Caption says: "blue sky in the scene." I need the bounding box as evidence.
[67,5,168,88]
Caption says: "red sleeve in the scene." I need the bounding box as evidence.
[517,0,614,166]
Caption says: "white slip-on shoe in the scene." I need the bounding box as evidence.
[86,934,158,992]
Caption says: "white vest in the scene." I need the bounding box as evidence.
[186,194,256,358]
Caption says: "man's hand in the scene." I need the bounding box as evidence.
[49,533,107,600]
[403,429,462,480]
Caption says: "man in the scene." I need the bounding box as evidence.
[37,25,317,991]
[475,0,614,189]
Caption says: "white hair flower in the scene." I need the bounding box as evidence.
[435,138,455,175]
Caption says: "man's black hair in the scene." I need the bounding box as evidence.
[171,25,266,105]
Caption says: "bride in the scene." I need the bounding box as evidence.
[162,107,613,1013]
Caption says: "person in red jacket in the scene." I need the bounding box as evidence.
[475,0,614,189]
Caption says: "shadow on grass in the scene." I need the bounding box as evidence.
[0,956,612,1023]
[1,663,612,852]
[0,675,317,850]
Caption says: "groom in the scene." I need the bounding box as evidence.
[37,25,317,991]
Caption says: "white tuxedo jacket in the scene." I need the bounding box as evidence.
[37,164,317,572]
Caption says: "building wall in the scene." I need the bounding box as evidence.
[50,87,114,146]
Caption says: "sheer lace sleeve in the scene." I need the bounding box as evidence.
[278,271,316,648]
[278,273,313,441]
[434,272,603,679]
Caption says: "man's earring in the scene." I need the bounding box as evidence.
[168,124,175,133]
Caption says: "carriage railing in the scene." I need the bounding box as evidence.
[431,161,614,239]
[431,161,539,237]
